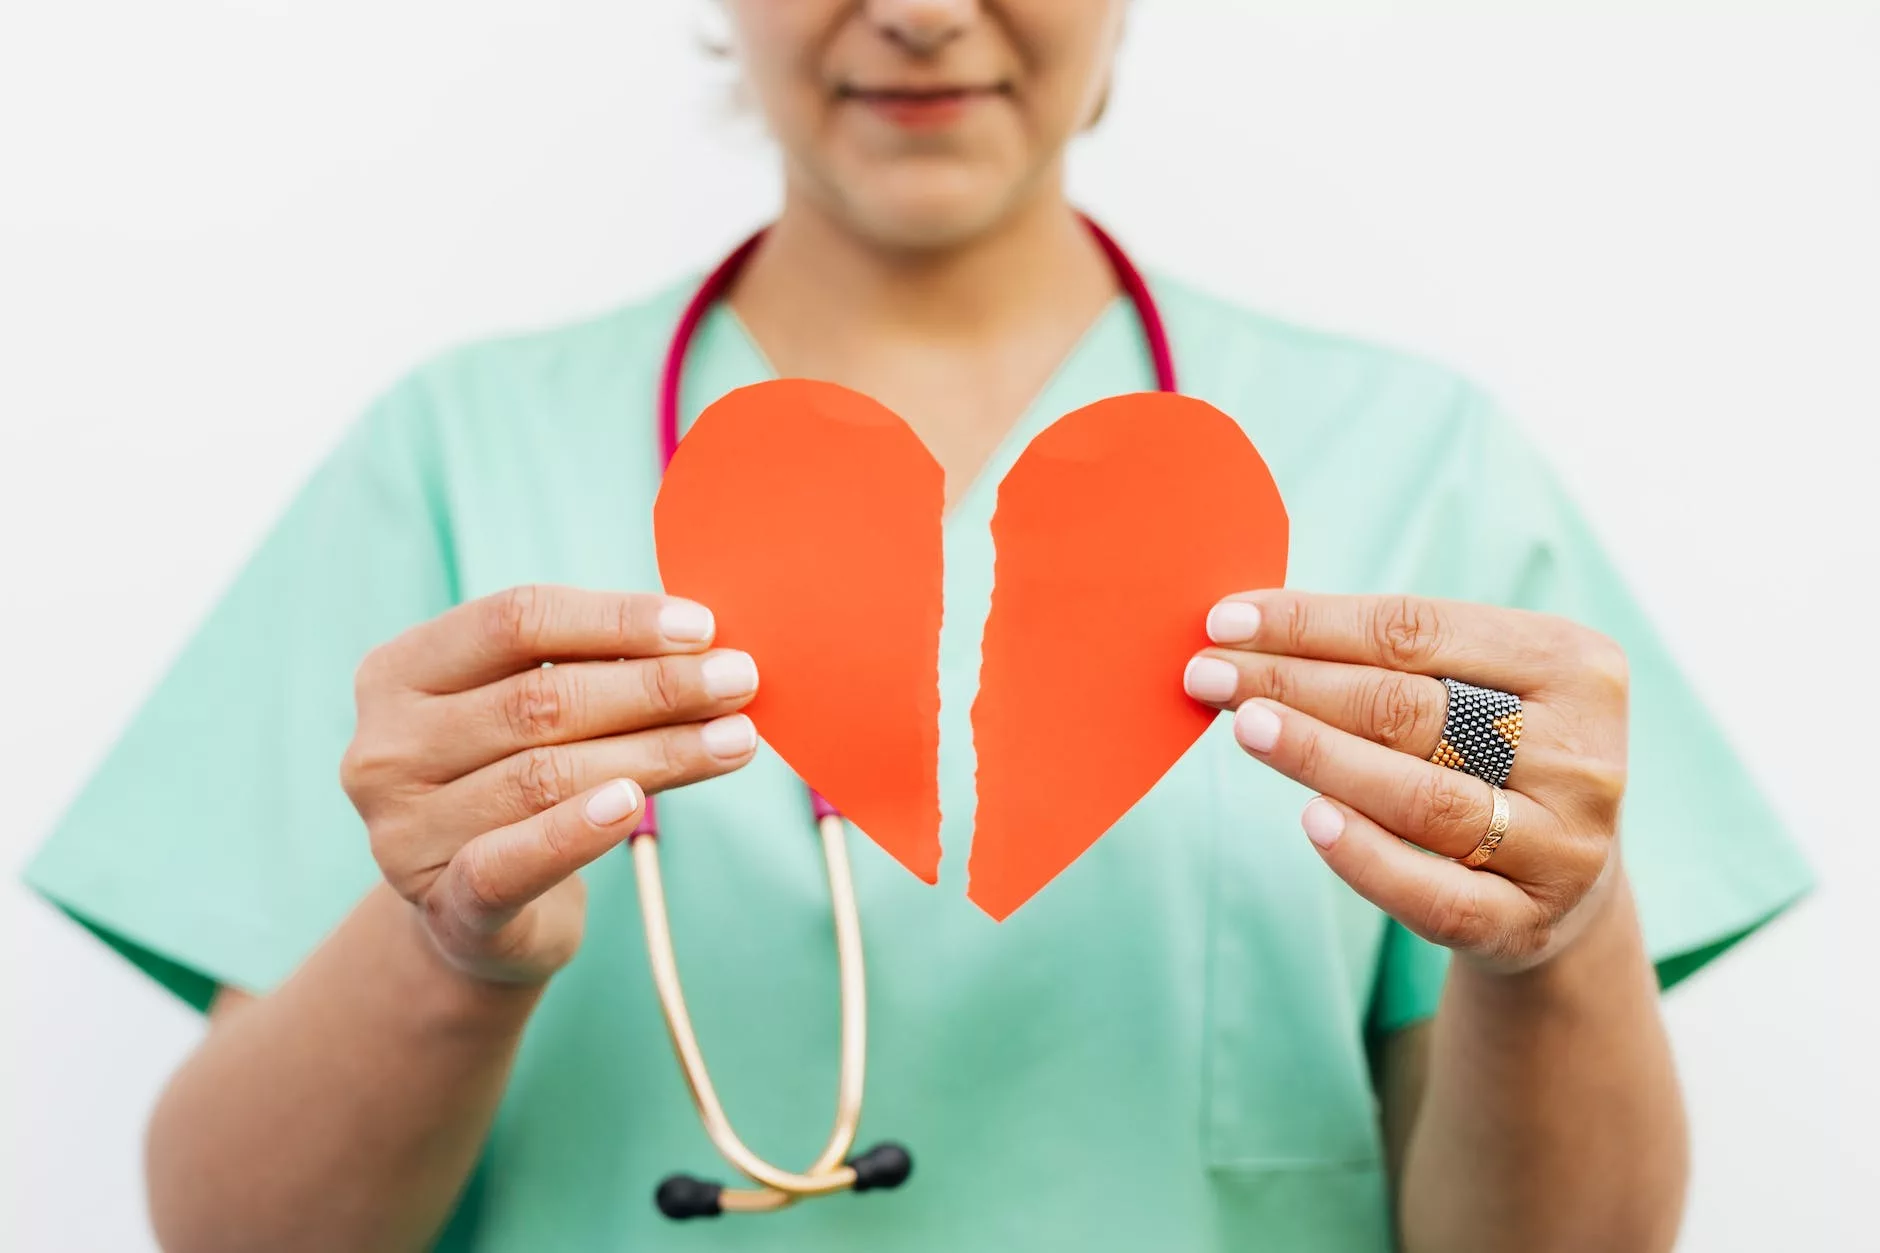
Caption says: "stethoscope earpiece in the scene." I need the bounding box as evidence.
[847,1141,914,1192]
[654,1174,725,1221]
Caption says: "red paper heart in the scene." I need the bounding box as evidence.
[968,392,1288,919]
[654,381,1288,918]
[654,380,946,883]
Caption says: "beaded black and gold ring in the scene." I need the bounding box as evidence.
[1429,678,1523,788]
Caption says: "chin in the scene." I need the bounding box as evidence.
[831,162,1038,252]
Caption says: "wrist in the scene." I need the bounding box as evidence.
[1453,858,1644,1006]
[376,886,547,1038]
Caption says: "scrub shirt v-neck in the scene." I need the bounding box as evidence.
[25,272,1811,1253]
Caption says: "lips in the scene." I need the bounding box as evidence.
[842,79,1007,126]
[839,84,1006,103]
[839,82,1007,129]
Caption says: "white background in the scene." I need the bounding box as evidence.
[3,2,1876,1250]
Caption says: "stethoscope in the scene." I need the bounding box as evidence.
[628,212,1179,1221]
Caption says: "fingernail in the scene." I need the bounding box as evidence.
[1302,798,1345,849]
[585,778,643,826]
[1207,601,1262,644]
[700,650,758,698]
[1183,656,1240,703]
[700,713,757,759]
[1234,701,1282,753]
[658,598,715,643]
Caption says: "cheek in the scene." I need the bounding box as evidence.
[1016,6,1125,136]
[723,4,830,126]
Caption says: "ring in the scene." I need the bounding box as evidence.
[1429,678,1523,788]
[1459,787,1512,869]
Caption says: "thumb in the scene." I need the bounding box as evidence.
[435,777,645,938]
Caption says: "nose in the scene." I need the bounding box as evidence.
[863,0,976,56]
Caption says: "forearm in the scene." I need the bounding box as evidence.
[1398,867,1688,1253]
[146,883,543,1253]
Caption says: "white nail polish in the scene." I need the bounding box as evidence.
[1183,656,1239,703]
[585,779,642,826]
[700,713,757,759]
[1234,702,1282,753]
[1302,798,1344,849]
[700,651,758,699]
[1207,601,1262,645]
[658,599,715,643]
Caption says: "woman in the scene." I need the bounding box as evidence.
[26,3,1809,1251]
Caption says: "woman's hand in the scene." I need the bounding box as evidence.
[340,585,760,985]
[1184,590,1629,974]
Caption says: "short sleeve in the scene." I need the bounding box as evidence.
[1369,382,1813,1036]
[22,371,459,1011]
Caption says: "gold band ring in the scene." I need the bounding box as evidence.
[1458,787,1512,869]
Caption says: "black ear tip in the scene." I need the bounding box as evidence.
[847,1142,914,1192]
[655,1174,725,1219]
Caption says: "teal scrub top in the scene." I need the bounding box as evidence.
[25,271,1812,1251]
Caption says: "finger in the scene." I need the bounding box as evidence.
[410,650,760,780]
[1232,698,1566,883]
[391,714,760,873]
[1205,591,1565,691]
[433,777,646,937]
[1185,649,1555,795]
[370,585,717,694]
[1184,649,1450,759]
[1295,795,1540,958]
